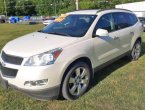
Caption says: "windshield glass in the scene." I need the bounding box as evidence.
[40,14,96,37]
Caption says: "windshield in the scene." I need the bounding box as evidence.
[39,14,96,37]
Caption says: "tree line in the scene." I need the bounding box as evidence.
[0,0,144,16]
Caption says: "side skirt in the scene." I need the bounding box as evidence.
[93,51,131,73]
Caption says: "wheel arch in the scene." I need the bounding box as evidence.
[131,36,142,49]
[62,57,94,81]
[136,37,142,43]
[59,57,94,97]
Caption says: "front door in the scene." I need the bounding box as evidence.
[93,13,121,66]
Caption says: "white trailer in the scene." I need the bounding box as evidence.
[115,1,145,17]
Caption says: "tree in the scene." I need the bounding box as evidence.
[57,0,75,15]
[15,0,36,16]
[6,0,16,16]
[0,0,5,15]
[1,0,145,16]
[33,0,54,16]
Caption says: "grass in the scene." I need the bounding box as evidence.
[0,24,145,110]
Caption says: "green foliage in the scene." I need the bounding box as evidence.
[0,0,5,15]
[58,0,75,15]
[79,1,97,9]
[6,0,16,16]
[0,0,145,16]
[15,0,36,16]
[34,0,53,16]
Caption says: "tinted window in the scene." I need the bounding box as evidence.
[113,12,129,30]
[127,13,138,26]
[113,12,138,30]
[94,13,115,33]
[40,14,96,37]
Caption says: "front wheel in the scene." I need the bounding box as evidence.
[62,62,91,100]
[130,41,141,60]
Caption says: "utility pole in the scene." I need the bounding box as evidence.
[54,0,57,16]
[4,0,7,16]
[75,0,79,10]
[105,0,107,8]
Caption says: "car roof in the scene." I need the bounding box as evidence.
[67,9,132,15]
[67,10,100,15]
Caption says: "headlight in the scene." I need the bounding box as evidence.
[24,48,62,66]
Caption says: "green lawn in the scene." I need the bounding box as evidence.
[0,24,145,110]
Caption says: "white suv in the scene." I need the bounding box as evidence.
[0,9,143,100]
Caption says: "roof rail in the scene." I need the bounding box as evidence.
[98,8,132,12]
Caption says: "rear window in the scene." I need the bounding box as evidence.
[113,12,138,30]
[127,13,138,26]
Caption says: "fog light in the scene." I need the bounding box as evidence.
[24,79,48,87]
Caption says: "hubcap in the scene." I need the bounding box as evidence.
[132,43,141,60]
[68,67,90,96]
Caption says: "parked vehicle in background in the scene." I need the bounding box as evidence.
[115,1,145,17]
[0,15,6,23]
[9,16,20,23]
[23,16,30,21]
[139,17,145,31]
[0,9,143,100]
[43,17,55,25]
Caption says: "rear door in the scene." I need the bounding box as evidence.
[112,12,135,53]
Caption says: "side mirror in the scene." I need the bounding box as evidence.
[95,29,109,37]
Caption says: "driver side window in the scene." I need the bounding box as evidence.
[93,13,115,34]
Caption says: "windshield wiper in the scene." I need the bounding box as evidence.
[47,32,72,37]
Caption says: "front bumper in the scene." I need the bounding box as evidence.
[0,75,60,100]
[0,56,65,100]
[0,57,63,88]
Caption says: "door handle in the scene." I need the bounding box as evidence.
[113,36,119,40]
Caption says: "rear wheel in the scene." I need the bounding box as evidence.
[62,62,91,100]
[130,41,141,60]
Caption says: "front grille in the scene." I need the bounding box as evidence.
[1,51,23,65]
[0,64,18,78]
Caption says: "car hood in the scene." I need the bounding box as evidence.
[3,32,80,57]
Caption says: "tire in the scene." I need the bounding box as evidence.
[130,40,141,60]
[62,61,91,100]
